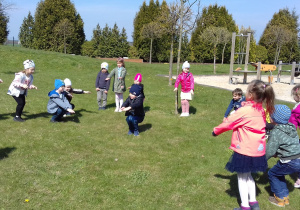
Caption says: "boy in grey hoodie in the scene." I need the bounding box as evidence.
[266,104,300,207]
[47,79,75,122]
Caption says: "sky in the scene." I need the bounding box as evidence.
[4,0,300,42]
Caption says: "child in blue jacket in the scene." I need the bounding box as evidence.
[47,79,75,123]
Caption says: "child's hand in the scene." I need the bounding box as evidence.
[96,88,100,91]
[84,91,91,94]
[223,117,227,122]
[212,131,217,137]
[67,109,75,114]
[31,85,38,89]
[118,77,123,80]
[22,84,28,89]
[190,90,194,95]
[174,88,178,92]
[121,86,124,89]
[105,78,110,81]
[104,90,108,94]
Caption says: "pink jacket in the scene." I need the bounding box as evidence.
[213,101,267,157]
[174,72,194,93]
[289,103,300,129]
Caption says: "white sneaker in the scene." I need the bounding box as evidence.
[114,108,119,112]
[180,113,185,117]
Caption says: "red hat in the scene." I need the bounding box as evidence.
[134,73,142,82]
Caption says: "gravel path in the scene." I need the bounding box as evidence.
[177,74,300,103]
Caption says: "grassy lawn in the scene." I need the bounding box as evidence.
[0,45,299,209]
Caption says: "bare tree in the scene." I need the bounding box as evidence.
[141,21,165,64]
[264,25,294,65]
[201,26,229,74]
[53,18,74,54]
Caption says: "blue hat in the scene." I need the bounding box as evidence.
[129,84,141,96]
[54,79,65,90]
[271,104,291,124]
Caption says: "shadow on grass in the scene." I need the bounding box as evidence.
[139,123,152,133]
[64,108,94,123]
[0,113,13,120]
[177,106,197,114]
[144,106,150,113]
[106,103,116,109]
[0,147,16,160]
[23,111,49,120]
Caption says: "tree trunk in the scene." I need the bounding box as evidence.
[169,36,174,86]
[221,43,227,65]
[213,45,216,74]
[64,31,66,54]
[149,38,153,64]
[175,0,184,115]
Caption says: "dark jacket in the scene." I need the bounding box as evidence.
[47,90,72,114]
[224,96,246,117]
[122,94,145,117]
[95,71,110,91]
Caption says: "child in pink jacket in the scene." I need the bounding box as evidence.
[288,84,300,188]
[212,80,275,210]
[174,61,194,117]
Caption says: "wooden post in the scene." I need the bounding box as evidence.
[229,32,236,84]
[257,62,261,81]
[244,33,251,71]
[277,61,282,83]
[291,61,296,85]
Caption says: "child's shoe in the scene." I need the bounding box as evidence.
[284,196,289,205]
[114,108,119,112]
[127,130,133,135]
[233,206,250,210]
[269,194,285,207]
[13,116,25,122]
[249,201,260,210]
[134,131,139,136]
[294,178,300,188]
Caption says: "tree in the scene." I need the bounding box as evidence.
[81,40,94,57]
[19,12,35,48]
[190,4,238,63]
[53,18,74,54]
[141,21,165,63]
[33,0,85,54]
[255,45,268,63]
[259,8,299,63]
[201,26,230,74]
[0,0,9,44]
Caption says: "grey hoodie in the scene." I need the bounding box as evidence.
[266,123,300,161]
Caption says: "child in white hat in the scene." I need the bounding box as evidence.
[174,61,194,116]
[7,60,38,122]
[63,78,91,111]
[95,62,110,110]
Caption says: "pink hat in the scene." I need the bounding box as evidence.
[134,73,142,82]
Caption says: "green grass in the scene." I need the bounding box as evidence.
[0,45,299,209]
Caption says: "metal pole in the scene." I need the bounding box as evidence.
[229,32,236,84]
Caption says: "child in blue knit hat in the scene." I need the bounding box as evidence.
[47,79,75,123]
[266,104,300,207]
[121,84,145,136]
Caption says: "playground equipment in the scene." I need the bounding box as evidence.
[229,32,258,84]
[276,61,298,85]
[250,62,276,83]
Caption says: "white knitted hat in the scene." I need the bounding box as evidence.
[182,61,190,69]
[101,62,109,70]
[64,78,72,86]
[23,60,35,69]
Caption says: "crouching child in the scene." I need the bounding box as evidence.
[266,104,300,207]
[121,84,145,136]
[47,79,75,123]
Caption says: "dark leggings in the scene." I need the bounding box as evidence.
[12,94,26,117]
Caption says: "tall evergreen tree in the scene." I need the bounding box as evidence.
[33,0,85,54]
[0,0,9,44]
[190,4,238,63]
[19,12,35,48]
[259,8,299,63]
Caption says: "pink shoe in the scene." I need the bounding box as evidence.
[294,179,300,188]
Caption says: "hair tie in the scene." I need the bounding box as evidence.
[263,84,266,88]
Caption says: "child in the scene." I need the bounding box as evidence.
[95,62,110,110]
[121,84,145,136]
[106,57,127,112]
[47,79,75,123]
[63,78,91,109]
[174,61,194,117]
[212,80,275,210]
[223,88,245,121]
[266,104,300,207]
[288,84,300,188]
[7,60,38,122]
[128,73,145,98]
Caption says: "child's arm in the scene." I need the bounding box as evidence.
[119,68,126,80]
[265,130,280,160]
[190,73,194,94]
[105,69,115,80]
[224,100,234,119]
[174,75,182,91]
[72,89,91,94]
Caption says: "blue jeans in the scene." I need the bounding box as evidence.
[126,115,144,132]
[51,107,67,121]
[268,158,300,198]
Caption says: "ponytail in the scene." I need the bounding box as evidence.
[264,84,275,115]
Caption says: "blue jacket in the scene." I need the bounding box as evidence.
[224,96,246,117]
[95,70,110,90]
[47,90,72,114]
